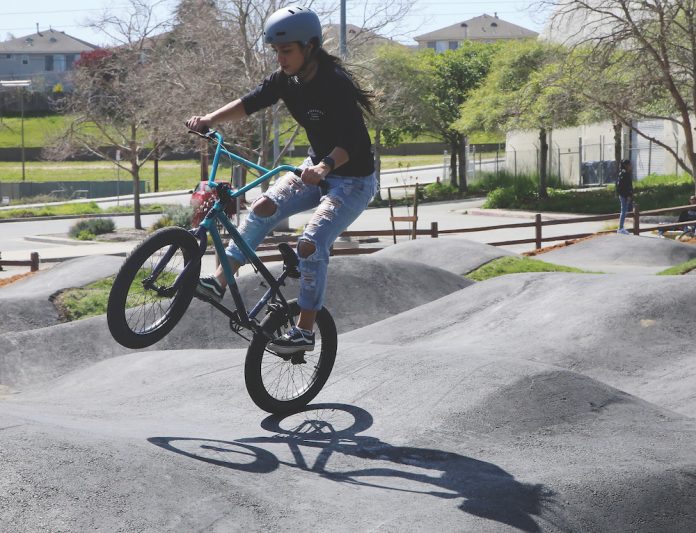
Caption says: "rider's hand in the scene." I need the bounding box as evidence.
[301,163,330,186]
[186,115,212,133]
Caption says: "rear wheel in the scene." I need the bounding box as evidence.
[107,227,200,349]
[245,300,337,414]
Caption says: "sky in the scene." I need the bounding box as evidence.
[0,0,550,48]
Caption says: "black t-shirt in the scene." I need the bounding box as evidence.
[616,168,633,196]
[241,64,374,177]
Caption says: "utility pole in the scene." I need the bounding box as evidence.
[0,80,32,181]
[339,0,347,59]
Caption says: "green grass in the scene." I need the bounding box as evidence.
[466,256,590,281]
[657,258,696,276]
[0,114,73,148]
[0,154,446,195]
[0,160,201,191]
[0,201,165,219]
[54,269,178,321]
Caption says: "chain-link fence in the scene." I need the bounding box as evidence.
[506,122,687,187]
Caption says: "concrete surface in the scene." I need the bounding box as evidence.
[374,236,516,275]
[542,233,696,274]
[2,215,696,532]
[0,255,470,389]
[0,255,125,334]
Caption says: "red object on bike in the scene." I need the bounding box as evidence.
[190,180,245,227]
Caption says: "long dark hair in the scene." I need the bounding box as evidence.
[310,40,374,116]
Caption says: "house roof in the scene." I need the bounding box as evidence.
[0,29,97,54]
[322,23,395,49]
[415,14,538,42]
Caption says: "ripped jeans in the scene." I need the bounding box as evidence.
[226,168,377,311]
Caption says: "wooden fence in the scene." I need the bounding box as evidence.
[254,202,696,262]
[0,252,39,272]
[3,202,693,272]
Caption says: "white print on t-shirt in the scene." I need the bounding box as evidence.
[307,108,326,121]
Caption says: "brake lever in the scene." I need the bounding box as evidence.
[186,128,213,140]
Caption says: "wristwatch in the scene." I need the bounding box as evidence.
[321,156,336,172]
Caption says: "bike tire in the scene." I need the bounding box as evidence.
[245,299,337,414]
[107,227,201,349]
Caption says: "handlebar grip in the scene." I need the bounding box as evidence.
[293,168,303,177]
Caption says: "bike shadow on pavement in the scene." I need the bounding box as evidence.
[149,403,555,532]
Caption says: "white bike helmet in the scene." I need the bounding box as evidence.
[263,6,322,47]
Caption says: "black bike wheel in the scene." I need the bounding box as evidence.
[107,227,201,349]
[245,299,337,414]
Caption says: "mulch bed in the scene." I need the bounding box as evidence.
[522,234,602,256]
[0,271,35,288]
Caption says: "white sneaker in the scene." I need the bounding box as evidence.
[617,228,630,235]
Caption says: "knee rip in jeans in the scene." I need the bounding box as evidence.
[298,239,316,259]
[251,196,277,218]
[305,196,342,235]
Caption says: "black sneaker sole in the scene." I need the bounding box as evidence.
[194,286,223,303]
[267,343,315,355]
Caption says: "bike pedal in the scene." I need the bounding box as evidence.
[290,352,307,364]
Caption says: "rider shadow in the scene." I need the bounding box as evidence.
[149,403,553,532]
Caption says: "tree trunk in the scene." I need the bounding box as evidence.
[458,134,467,193]
[199,138,209,181]
[613,121,622,170]
[260,111,270,192]
[449,139,458,189]
[130,124,142,230]
[374,127,383,201]
[538,127,548,199]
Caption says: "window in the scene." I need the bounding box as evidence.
[21,55,28,65]
[449,41,459,50]
[55,54,66,71]
[5,54,10,59]
[427,41,436,49]
[65,54,76,70]
[435,41,448,52]
[45,55,54,71]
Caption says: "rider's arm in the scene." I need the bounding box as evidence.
[205,99,248,124]
[319,147,349,174]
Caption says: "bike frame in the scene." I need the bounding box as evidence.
[161,131,301,334]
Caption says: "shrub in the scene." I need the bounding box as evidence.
[76,230,96,241]
[150,205,194,231]
[68,218,115,239]
[422,182,460,202]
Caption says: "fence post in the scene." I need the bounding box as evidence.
[30,252,39,272]
[578,137,583,186]
[632,204,640,235]
[0,251,3,271]
[430,222,438,238]
[535,214,542,249]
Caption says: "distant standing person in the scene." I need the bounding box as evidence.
[616,159,633,235]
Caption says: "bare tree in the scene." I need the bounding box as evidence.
[48,0,171,229]
[543,0,696,185]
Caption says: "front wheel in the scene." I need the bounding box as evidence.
[245,300,337,414]
[107,227,201,349]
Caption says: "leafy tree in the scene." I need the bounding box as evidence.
[542,0,696,188]
[456,40,581,197]
[414,44,496,192]
[365,44,424,199]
